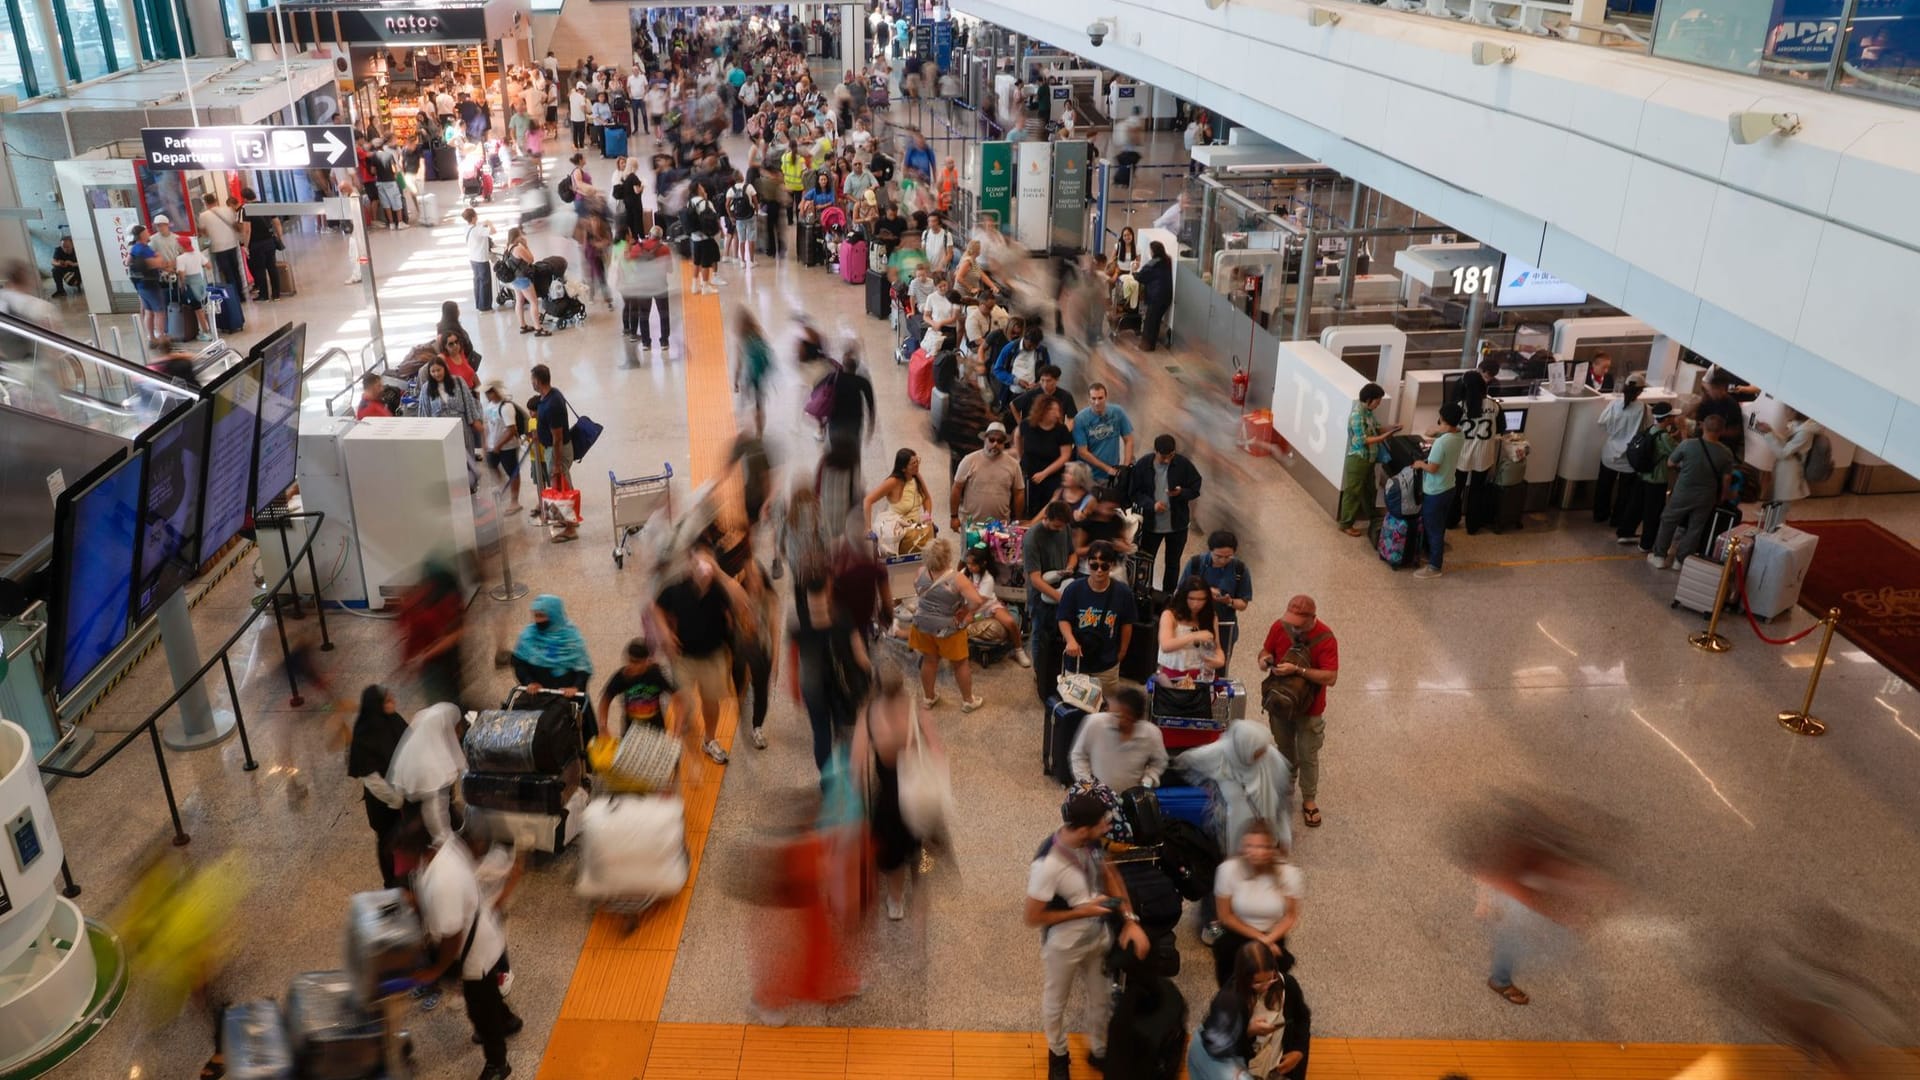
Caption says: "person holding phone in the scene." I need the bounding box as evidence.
[1339,382,1401,536]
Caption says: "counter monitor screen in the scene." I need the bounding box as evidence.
[1494,256,1589,308]
[133,400,210,624]
[250,323,306,512]
[50,450,147,700]
[1502,408,1528,434]
[198,355,263,563]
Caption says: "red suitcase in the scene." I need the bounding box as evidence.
[907,348,933,408]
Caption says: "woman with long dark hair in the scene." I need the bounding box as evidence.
[418,356,483,452]
[1595,377,1648,534]
[346,685,409,888]
[1451,370,1503,534]
[863,447,936,555]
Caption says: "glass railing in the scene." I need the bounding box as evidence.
[1358,0,1919,110]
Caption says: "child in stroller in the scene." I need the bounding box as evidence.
[529,255,588,329]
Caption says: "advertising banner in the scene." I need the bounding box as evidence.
[1014,141,1052,252]
[94,208,143,287]
[978,142,1012,231]
[1049,140,1089,254]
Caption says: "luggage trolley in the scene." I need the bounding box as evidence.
[872,533,927,648]
[610,463,675,569]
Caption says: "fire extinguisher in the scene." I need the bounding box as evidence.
[1230,355,1250,407]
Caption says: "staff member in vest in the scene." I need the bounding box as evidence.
[780,144,808,224]
[1027,792,1151,1080]
[463,208,495,313]
[1255,595,1339,828]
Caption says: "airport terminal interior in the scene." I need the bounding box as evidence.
[1,1,1918,1079]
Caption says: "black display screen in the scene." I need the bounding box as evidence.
[251,324,305,512]
[133,400,210,624]
[198,355,263,562]
[51,451,147,699]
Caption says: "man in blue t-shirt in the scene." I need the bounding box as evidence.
[1055,541,1137,693]
[894,16,910,57]
[530,363,577,541]
[1412,402,1464,578]
[1071,382,1134,484]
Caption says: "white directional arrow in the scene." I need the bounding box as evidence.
[314,130,348,165]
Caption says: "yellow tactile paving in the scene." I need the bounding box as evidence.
[535,242,1920,1080]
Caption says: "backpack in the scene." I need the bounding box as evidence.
[727,185,753,220]
[557,173,575,203]
[1260,628,1332,724]
[1801,431,1834,483]
[1624,425,1662,474]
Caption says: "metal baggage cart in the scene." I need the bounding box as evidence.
[610,463,674,569]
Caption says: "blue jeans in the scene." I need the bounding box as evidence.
[471,260,493,311]
[1421,487,1456,570]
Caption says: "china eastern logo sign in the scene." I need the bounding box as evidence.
[385,14,443,33]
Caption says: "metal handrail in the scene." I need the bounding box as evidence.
[40,511,334,863]
[304,345,352,381]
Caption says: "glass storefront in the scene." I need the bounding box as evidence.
[1836,0,1920,103]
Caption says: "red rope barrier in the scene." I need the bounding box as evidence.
[1735,555,1820,646]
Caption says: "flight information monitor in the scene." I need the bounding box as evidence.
[197,355,263,562]
[132,399,210,624]
[250,323,306,512]
[50,451,147,699]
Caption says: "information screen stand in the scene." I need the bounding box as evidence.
[157,591,235,752]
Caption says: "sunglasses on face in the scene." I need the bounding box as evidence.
[1087,559,1110,569]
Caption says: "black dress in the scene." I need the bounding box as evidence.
[869,752,915,872]
[346,707,409,888]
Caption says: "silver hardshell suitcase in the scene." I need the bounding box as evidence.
[1672,556,1730,618]
[223,999,294,1079]
[286,970,382,1079]
[343,889,425,1006]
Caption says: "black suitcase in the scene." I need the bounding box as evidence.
[1043,695,1086,786]
[1382,433,1424,476]
[797,220,823,266]
[865,272,890,319]
[1116,857,1183,937]
[286,970,383,1080]
[1494,481,1526,532]
[431,143,458,182]
[1119,621,1158,683]
[1121,786,1165,847]
[462,770,571,814]
[758,209,779,256]
[464,698,580,774]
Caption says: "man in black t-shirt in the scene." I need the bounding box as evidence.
[651,546,753,765]
[1008,364,1078,432]
[1692,374,1747,458]
[530,364,577,541]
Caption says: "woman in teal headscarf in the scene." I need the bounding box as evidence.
[511,594,599,740]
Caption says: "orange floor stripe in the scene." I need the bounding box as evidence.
[534,261,1920,1080]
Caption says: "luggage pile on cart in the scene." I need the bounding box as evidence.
[461,687,588,854]
[1146,675,1246,752]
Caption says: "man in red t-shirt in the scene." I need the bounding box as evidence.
[1257,594,1339,828]
[355,372,391,420]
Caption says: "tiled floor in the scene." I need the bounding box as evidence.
[31,99,1920,1080]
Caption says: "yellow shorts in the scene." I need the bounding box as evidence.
[909,625,969,662]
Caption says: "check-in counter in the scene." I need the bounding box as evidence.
[1400,370,1571,510]
[1554,386,1679,508]
[1271,340,1390,518]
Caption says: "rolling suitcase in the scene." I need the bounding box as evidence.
[1120,620,1158,683]
[603,124,629,158]
[208,283,245,333]
[464,700,580,774]
[1743,525,1817,620]
[1672,555,1732,617]
[1211,679,1248,723]
[166,290,196,342]
[1377,510,1420,569]
[797,220,824,266]
[865,272,890,319]
[286,971,383,1080]
[416,190,440,227]
[907,348,933,407]
[1120,786,1165,847]
[839,240,868,283]
[466,785,587,854]
[1043,695,1087,786]
[431,143,459,182]
[343,888,426,1005]
[462,771,573,814]
[758,209,779,256]
[224,1000,294,1079]
[1154,785,1210,829]
[1116,857,1183,935]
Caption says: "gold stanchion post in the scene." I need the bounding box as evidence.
[1689,535,1742,653]
[1778,607,1840,737]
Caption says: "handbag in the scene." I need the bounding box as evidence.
[894,704,951,839]
[567,400,604,461]
[804,366,839,421]
[589,723,681,794]
[1056,658,1103,713]
[1151,681,1211,720]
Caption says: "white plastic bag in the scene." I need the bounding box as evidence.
[575,794,689,900]
[896,705,952,839]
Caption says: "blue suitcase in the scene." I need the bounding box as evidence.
[1043,695,1086,787]
[208,283,245,333]
[603,125,628,158]
[1155,785,1210,829]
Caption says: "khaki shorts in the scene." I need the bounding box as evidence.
[677,649,733,708]
[909,625,969,662]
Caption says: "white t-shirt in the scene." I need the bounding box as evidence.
[521,85,545,116]
[174,250,207,280]
[435,91,456,117]
[924,229,953,268]
[198,207,240,252]
[1027,838,1106,950]
[483,398,520,451]
[465,224,493,264]
[569,89,589,122]
[417,842,507,979]
[1213,857,1304,935]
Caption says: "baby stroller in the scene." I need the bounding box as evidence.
[460,145,495,206]
[1107,272,1144,339]
[532,255,588,329]
[818,205,849,272]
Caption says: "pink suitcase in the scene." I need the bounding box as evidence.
[839,240,868,284]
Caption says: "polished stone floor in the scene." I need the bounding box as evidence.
[33,118,1920,1080]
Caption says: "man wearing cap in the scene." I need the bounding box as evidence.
[1257,595,1339,828]
[1025,791,1149,1080]
[951,421,1025,528]
[148,214,183,264]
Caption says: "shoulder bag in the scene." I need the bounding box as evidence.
[895,702,952,839]
[565,397,604,461]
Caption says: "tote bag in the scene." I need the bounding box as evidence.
[896,704,952,839]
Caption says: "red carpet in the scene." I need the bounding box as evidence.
[1793,519,1920,690]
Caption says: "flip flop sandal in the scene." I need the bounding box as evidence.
[1488,980,1529,1005]
[1303,806,1322,827]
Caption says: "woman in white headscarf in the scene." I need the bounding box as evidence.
[387,702,467,843]
[1182,720,1294,945]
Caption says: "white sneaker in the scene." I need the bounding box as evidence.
[710,276,728,287]
[750,1002,786,1028]
[885,893,905,921]
[1199,921,1224,946]
[1648,553,1673,570]
[750,727,767,750]
[1013,647,1032,668]
[703,739,729,764]
[1614,536,1638,545]
[960,696,987,713]
[1412,566,1442,579]
[923,696,939,709]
